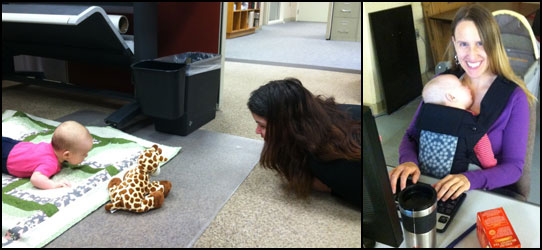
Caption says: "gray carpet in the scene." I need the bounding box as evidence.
[46,110,263,247]
[226,21,361,73]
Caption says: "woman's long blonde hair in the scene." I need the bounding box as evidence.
[446,4,537,105]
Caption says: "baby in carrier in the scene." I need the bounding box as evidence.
[418,74,497,178]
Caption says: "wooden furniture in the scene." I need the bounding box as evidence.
[226,2,260,39]
[422,2,471,66]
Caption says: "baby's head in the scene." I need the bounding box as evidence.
[422,74,473,110]
[51,121,93,165]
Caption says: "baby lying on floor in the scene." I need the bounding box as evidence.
[422,74,497,168]
[2,121,93,189]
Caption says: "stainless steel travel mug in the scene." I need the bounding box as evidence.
[398,183,437,248]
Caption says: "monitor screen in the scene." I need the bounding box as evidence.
[363,106,403,247]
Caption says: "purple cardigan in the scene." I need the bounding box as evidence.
[399,87,529,190]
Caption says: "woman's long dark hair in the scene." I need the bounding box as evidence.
[247,78,361,198]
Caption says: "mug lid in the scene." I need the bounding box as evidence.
[398,183,437,212]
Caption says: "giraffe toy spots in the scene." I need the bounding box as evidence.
[105,144,172,213]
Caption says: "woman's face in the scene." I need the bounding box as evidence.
[251,113,267,139]
[452,20,489,79]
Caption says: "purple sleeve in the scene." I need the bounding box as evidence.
[463,89,529,190]
[398,101,423,165]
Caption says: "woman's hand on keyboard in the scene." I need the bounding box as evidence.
[388,162,421,194]
[432,174,471,201]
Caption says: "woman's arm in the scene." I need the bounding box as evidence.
[398,101,423,165]
[312,177,331,192]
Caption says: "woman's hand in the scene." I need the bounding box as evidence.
[388,162,421,194]
[432,174,470,201]
[312,177,331,192]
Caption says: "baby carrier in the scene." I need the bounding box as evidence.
[415,75,517,178]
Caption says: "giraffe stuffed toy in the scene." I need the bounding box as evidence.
[105,144,172,213]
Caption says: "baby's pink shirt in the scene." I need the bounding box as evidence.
[7,142,61,178]
[467,110,497,168]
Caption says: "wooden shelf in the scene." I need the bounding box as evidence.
[226,2,260,39]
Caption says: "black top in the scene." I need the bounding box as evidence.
[308,104,361,208]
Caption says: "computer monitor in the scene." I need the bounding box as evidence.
[363,106,403,247]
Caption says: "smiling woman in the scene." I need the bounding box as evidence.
[445,4,537,106]
[394,4,535,203]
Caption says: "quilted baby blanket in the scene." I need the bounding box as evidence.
[1,110,181,247]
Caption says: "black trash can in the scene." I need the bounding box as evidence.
[132,52,221,136]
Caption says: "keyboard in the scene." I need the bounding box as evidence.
[393,178,466,233]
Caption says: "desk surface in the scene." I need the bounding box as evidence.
[376,166,540,248]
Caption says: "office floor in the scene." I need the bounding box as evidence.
[2,61,361,247]
[226,21,361,73]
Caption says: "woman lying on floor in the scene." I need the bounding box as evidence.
[247,78,361,208]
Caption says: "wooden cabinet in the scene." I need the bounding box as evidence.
[226,2,261,39]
